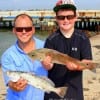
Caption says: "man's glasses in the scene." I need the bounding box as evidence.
[15,27,32,32]
[56,15,75,20]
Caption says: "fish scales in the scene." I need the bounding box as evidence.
[6,71,68,98]
[28,48,100,73]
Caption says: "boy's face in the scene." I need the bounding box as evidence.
[56,9,77,32]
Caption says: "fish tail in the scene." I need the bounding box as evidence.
[54,86,68,98]
[90,63,100,73]
[90,68,96,73]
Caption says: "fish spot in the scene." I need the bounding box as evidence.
[40,57,42,60]
[32,54,35,57]
[86,63,89,66]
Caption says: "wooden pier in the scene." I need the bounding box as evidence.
[0,9,100,31]
[0,19,100,31]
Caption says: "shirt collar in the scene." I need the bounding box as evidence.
[15,41,25,54]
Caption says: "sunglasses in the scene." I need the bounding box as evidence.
[15,27,32,32]
[56,15,75,20]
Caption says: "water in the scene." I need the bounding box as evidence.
[0,31,48,60]
[0,31,16,58]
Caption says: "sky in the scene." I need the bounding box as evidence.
[0,0,100,10]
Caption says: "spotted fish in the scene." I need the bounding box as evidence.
[6,71,68,98]
[27,48,100,73]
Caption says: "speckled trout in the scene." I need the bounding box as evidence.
[28,48,100,73]
[6,71,67,98]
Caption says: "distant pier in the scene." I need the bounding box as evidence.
[0,17,100,31]
[0,10,100,31]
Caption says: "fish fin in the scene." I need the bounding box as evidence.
[90,68,96,73]
[54,87,68,98]
[89,62,100,73]
[91,62,100,73]
[82,62,100,73]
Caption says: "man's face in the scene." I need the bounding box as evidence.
[56,10,77,32]
[13,16,35,44]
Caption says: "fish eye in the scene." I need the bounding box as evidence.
[32,54,35,57]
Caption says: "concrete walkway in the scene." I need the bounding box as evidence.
[0,68,6,100]
[83,34,100,100]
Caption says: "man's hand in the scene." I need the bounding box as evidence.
[8,78,28,92]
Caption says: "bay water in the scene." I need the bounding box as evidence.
[0,31,48,62]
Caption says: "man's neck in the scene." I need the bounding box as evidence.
[18,39,35,53]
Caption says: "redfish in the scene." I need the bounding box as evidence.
[28,48,100,73]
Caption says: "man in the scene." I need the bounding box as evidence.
[1,14,48,100]
[44,0,92,99]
